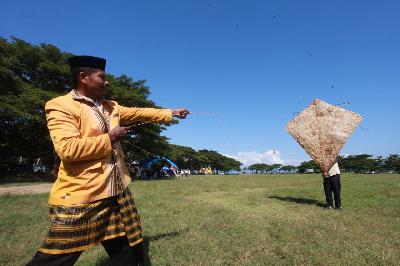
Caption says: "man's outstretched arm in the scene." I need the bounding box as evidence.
[119,106,190,124]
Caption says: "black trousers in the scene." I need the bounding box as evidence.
[26,236,144,266]
[323,174,341,208]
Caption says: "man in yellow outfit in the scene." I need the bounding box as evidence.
[27,56,190,265]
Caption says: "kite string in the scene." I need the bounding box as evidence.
[190,111,247,118]
[125,123,160,156]
[127,111,245,129]
[335,101,351,107]
[130,142,158,158]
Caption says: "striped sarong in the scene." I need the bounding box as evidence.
[39,188,143,254]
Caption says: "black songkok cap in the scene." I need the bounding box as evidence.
[67,56,106,71]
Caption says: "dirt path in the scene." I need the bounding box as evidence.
[0,183,52,196]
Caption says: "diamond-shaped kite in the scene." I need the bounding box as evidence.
[286,99,362,173]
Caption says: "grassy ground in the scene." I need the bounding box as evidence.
[0,174,399,265]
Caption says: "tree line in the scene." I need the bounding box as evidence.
[298,154,400,174]
[0,37,241,179]
[246,154,400,174]
[246,164,296,174]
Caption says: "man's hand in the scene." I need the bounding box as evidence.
[108,126,128,143]
[171,108,190,119]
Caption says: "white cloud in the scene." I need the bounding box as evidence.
[225,149,284,166]
[224,150,307,167]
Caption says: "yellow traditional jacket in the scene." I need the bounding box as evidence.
[45,91,172,205]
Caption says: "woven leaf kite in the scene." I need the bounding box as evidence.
[286,99,362,173]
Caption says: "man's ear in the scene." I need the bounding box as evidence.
[79,72,88,86]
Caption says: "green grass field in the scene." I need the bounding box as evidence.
[1,174,399,265]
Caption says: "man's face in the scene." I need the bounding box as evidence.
[83,70,108,98]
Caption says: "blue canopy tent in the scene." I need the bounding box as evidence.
[139,156,179,179]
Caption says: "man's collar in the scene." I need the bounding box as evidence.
[70,90,103,105]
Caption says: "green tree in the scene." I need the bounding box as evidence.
[280,165,297,173]
[248,164,266,174]
[164,145,241,173]
[248,164,258,174]
[197,149,241,172]
[384,154,400,173]
[298,160,320,173]
[165,144,201,170]
[373,156,386,173]
[339,154,375,173]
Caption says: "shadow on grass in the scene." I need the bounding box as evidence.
[95,230,184,266]
[269,196,326,207]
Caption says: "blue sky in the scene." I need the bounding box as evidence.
[2,0,399,165]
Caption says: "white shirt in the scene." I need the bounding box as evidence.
[324,162,340,178]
